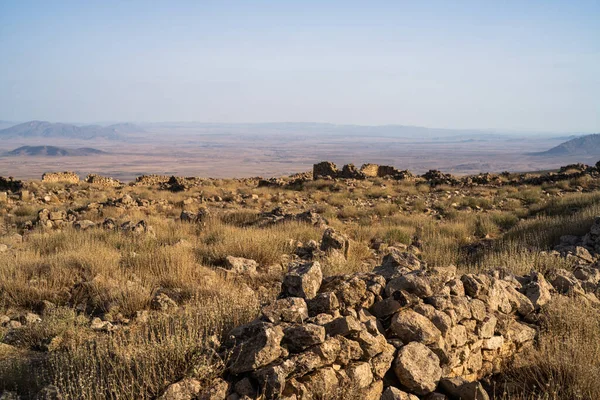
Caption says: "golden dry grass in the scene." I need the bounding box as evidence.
[2,174,600,398]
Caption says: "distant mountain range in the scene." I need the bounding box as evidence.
[5,146,107,157]
[0,121,144,140]
[534,134,600,156]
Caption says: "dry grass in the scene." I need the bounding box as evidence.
[2,174,600,398]
[497,296,600,400]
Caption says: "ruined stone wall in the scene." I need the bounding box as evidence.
[85,174,122,187]
[212,247,555,399]
[41,172,80,184]
[313,162,339,180]
[133,174,171,186]
[360,164,380,177]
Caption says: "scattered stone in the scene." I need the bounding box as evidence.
[224,256,258,274]
[158,377,202,400]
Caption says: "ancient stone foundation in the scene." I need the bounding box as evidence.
[41,171,80,184]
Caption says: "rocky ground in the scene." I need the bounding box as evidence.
[1,162,600,399]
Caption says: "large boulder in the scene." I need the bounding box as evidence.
[393,342,442,395]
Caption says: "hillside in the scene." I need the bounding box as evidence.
[0,121,143,140]
[6,146,107,156]
[534,133,600,156]
[1,161,600,399]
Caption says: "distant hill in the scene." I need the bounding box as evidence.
[534,134,600,156]
[0,121,143,140]
[6,146,108,157]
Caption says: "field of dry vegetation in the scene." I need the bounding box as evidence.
[1,166,600,399]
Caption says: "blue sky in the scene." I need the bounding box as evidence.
[0,1,599,131]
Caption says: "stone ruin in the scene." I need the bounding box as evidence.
[313,162,413,181]
[160,176,205,192]
[85,174,122,187]
[360,164,414,180]
[133,174,171,186]
[166,237,572,400]
[421,170,459,186]
[41,171,80,184]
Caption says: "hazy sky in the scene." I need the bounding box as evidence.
[1,1,599,131]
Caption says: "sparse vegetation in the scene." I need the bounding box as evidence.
[2,166,600,399]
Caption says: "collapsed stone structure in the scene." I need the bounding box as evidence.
[85,174,122,187]
[133,174,171,186]
[421,170,459,186]
[194,246,558,400]
[360,164,414,180]
[41,171,80,184]
[313,162,413,181]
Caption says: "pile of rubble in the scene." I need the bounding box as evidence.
[161,242,571,400]
[554,216,600,262]
[421,170,459,186]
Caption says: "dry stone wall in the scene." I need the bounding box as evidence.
[208,246,557,400]
[85,174,122,187]
[41,172,80,184]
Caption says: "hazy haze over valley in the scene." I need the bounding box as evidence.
[0,120,595,180]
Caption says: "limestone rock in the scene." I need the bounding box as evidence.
[262,297,308,324]
[282,261,323,300]
[439,377,490,400]
[390,309,442,345]
[393,342,442,395]
[283,323,325,353]
[228,322,285,374]
[158,378,202,400]
[320,227,350,255]
[225,256,258,274]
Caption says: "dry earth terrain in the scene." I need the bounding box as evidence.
[1,161,600,399]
